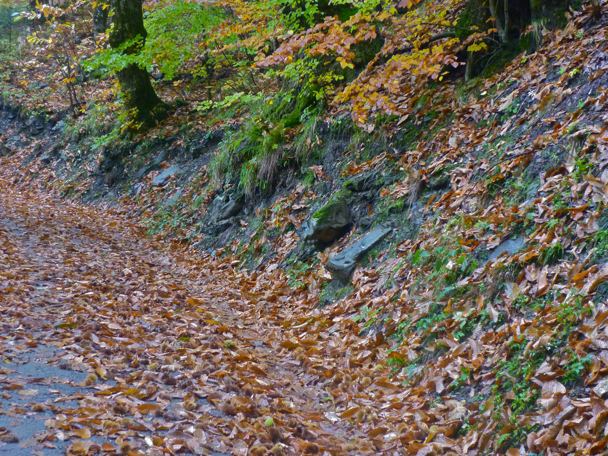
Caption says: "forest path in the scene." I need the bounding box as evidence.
[0,184,373,455]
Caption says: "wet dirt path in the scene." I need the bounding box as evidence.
[0,184,371,454]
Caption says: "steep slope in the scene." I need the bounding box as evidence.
[1,4,608,456]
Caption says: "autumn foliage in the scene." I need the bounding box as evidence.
[1,0,608,455]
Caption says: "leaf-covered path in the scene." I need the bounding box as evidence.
[0,185,374,455]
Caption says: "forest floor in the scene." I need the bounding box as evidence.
[0,182,376,455]
[2,5,608,455]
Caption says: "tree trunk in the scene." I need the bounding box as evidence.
[591,0,601,19]
[93,5,109,33]
[489,0,510,43]
[109,0,166,128]
[465,50,475,82]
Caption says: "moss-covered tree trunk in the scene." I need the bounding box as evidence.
[93,5,109,33]
[591,0,601,19]
[489,0,510,43]
[109,0,166,128]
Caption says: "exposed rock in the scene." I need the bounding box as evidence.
[203,218,235,238]
[487,236,525,262]
[190,129,224,159]
[343,171,381,193]
[359,216,374,230]
[39,145,62,165]
[103,167,122,187]
[25,116,44,136]
[7,135,23,148]
[131,182,145,197]
[302,191,352,244]
[52,120,66,132]
[135,150,168,179]
[152,165,181,187]
[165,188,184,207]
[423,163,460,193]
[217,196,243,221]
[40,152,54,165]
[593,378,608,398]
[205,193,244,223]
[327,226,391,281]
[0,144,11,157]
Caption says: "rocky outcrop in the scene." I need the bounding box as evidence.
[152,165,181,187]
[302,191,353,244]
[327,226,391,281]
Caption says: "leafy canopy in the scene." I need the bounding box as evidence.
[86,0,224,80]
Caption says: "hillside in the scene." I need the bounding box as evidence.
[1,0,608,454]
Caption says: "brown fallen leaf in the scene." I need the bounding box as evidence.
[0,427,18,443]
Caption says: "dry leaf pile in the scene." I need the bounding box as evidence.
[1,6,608,456]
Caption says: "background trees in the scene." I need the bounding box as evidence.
[0,0,601,161]
[108,0,166,128]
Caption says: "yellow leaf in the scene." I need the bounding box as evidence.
[137,403,160,415]
[467,42,488,53]
[72,428,91,439]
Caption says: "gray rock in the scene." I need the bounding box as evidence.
[0,144,11,157]
[426,164,458,192]
[593,378,608,398]
[25,116,44,135]
[135,151,169,179]
[359,216,374,230]
[40,152,54,165]
[152,165,181,187]
[303,192,352,244]
[327,226,391,281]
[103,167,121,187]
[217,196,243,221]
[52,120,66,132]
[487,236,525,262]
[135,165,153,180]
[344,172,379,193]
[165,188,184,207]
[8,135,22,147]
[131,182,145,197]
[204,219,234,236]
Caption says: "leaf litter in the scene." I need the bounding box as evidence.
[0,185,373,454]
[1,5,608,456]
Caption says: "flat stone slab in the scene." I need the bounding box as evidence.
[152,165,181,187]
[327,226,391,281]
[487,236,525,262]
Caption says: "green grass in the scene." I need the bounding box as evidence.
[539,242,565,265]
[593,229,608,261]
[209,85,321,196]
[319,281,353,306]
[285,260,313,290]
[144,207,187,235]
[415,304,448,332]
[352,305,381,330]
[492,340,546,417]
[561,350,592,385]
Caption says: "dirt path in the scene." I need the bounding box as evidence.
[0,185,374,455]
